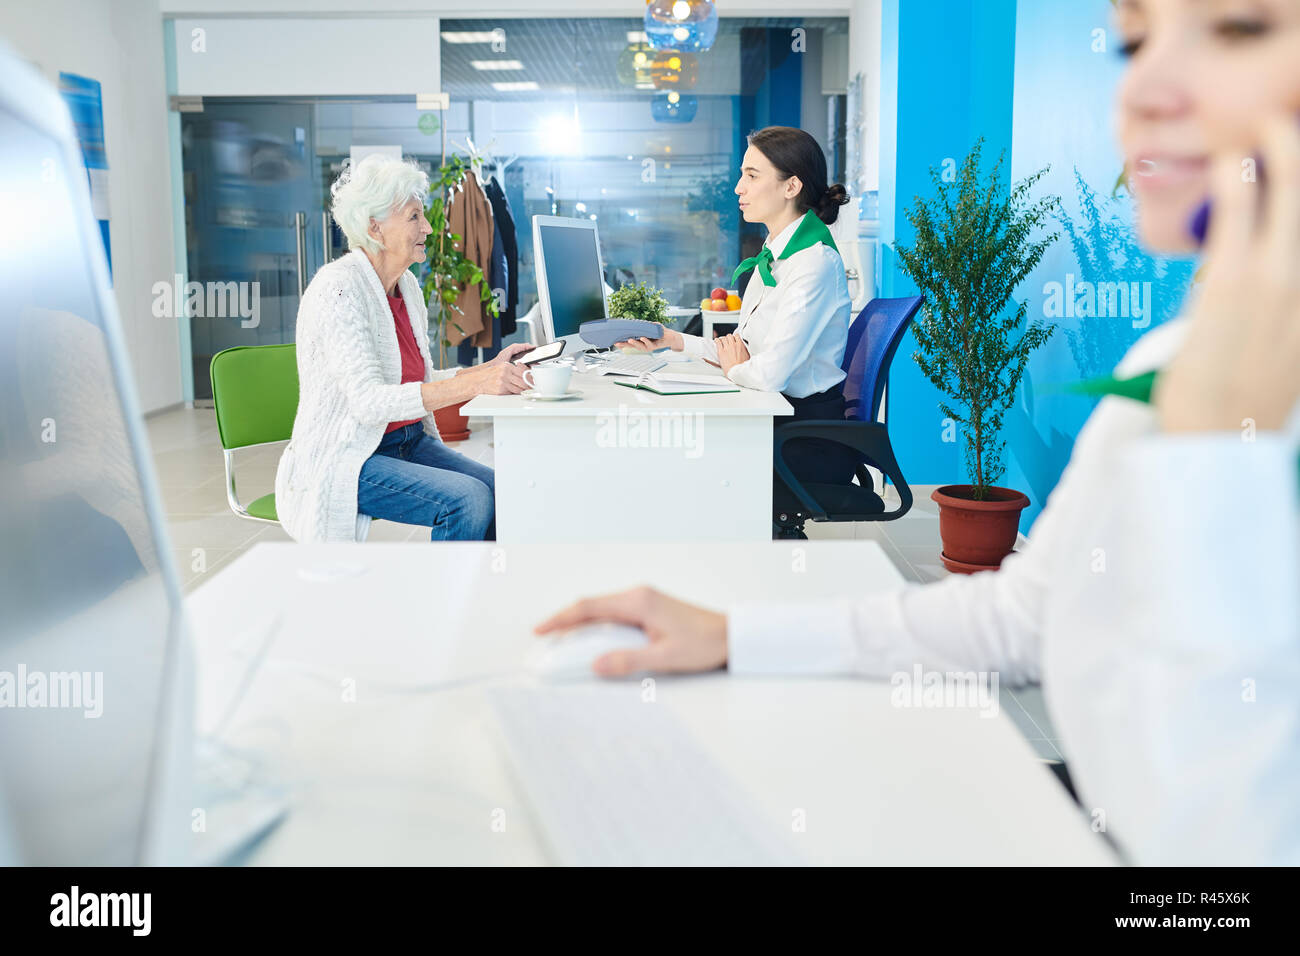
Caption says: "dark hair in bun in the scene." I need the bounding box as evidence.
[816,183,850,223]
[747,126,850,224]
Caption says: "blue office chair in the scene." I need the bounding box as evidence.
[773,295,925,538]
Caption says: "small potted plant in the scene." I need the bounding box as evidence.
[896,139,1060,573]
[607,280,670,331]
[420,155,499,440]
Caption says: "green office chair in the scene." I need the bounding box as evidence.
[210,343,299,524]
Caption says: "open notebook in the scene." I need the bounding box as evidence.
[612,370,740,395]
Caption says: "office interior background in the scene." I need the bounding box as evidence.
[2,0,1197,523]
[5,0,1292,880]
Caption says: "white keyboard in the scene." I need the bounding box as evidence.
[487,685,801,866]
[596,352,666,376]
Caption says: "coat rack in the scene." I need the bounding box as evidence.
[451,136,518,186]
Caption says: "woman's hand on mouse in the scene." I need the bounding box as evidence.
[1155,114,1300,434]
[534,586,728,677]
[616,328,683,353]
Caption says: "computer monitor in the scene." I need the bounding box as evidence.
[532,215,610,345]
[0,44,192,865]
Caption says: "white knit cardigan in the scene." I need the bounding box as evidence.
[274,250,457,542]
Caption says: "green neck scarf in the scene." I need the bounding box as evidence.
[1069,371,1159,404]
[1073,371,1299,479]
[732,212,838,288]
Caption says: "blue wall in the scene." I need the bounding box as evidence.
[1003,0,1195,524]
[878,0,1020,497]
[878,0,1196,528]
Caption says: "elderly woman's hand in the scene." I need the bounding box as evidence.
[487,342,536,366]
[463,359,530,396]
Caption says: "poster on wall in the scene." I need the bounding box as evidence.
[57,71,111,282]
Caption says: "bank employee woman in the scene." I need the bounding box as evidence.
[620,125,854,485]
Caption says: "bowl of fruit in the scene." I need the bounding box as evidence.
[700,287,742,316]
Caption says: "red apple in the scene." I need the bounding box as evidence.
[710,299,729,311]
[710,287,727,300]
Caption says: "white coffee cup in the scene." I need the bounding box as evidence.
[524,363,572,397]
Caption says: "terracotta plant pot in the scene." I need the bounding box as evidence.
[930,485,1030,573]
[434,400,471,442]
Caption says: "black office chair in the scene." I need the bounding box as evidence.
[773,295,925,539]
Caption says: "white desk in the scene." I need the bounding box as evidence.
[464,359,792,543]
[187,540,1114,866]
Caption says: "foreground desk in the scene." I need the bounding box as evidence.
[188,540,1114,866]
[463,360,792,542]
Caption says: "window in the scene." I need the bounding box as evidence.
[439,16,849,316]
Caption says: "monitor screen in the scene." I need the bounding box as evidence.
[0,101,178,864]
[536,222,607,338]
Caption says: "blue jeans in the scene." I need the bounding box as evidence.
[356,423,495,540]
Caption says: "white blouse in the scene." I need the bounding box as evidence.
[727,317,1300,865]
[679,214,852,398]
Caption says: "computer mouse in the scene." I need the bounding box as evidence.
[531,622,650,681]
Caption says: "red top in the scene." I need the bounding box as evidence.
[385,291,426,434]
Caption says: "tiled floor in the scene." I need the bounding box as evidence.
[144,405,1063,758]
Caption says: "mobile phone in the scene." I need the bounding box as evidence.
[514,340,566,366]
[1188,199,1213,246]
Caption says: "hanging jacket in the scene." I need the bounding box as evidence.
[444,170,495,349]
[483,176,519,338]
[457,215,507,365]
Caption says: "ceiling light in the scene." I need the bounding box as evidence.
[471,60,524,71]
[538,111,581,155]
[441,31,500,43]
[492,81,539,91]
[645,1,717,52]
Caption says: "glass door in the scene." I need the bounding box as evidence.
[180,96,446,399]
[180,100,322,400]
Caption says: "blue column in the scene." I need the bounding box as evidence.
[877,0,1019,486]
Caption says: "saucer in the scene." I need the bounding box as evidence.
[522,388,583,401]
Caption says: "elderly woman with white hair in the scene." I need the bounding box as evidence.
[275,154,530,542]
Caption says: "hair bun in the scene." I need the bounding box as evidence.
[816,183,850,223]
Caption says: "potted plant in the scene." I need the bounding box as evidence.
[896,139,1060,573]
[420,155,499,440]
[607,280,670,329]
